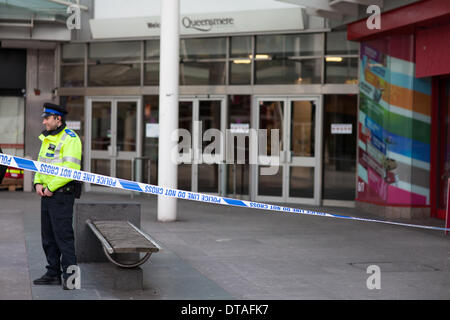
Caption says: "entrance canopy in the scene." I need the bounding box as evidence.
[0,0,89,24]
[0,0,89,42]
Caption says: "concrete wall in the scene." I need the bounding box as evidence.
[356,201,430,220]
[25,49,58,160]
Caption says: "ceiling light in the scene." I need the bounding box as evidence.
[233,59,251,64]
[249,54,271,60]
[326,56,343,62]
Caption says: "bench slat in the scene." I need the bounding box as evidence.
[92,220,159,254]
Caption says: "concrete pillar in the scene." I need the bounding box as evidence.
[25,49,57,160]
[157,0,179,222]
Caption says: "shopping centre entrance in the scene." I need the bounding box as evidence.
[253,96,322,205]
[177,96,227,195]
[85,96,142,191]
[80,93,356,207]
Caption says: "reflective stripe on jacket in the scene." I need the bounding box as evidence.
[33,126,82,192]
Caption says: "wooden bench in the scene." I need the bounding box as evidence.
[86,219,160,268]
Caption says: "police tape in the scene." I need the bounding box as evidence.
[1,152,449,232]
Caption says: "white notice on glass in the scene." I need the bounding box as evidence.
[146,123,159,138]
[331,124,352,134]
[230,123,250,134]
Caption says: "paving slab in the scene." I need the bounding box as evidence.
[0,209,32,300]
[0,190,449,300]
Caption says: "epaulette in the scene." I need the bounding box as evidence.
[65,129,76,138]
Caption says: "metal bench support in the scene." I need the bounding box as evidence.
[86,219,160,268]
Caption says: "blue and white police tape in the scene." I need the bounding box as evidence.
[1,152,449,232]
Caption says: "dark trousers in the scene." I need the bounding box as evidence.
[41,192,77,279]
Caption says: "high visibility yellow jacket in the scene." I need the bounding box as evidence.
[34,125,82,192]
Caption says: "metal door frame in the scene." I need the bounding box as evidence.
[251,95,323,205]
[179,95,227,195]
[85,96,142,192]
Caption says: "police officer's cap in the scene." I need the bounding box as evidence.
[41,103,68,118]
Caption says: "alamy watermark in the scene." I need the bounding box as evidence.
[366,265,381,290]
[66,265,81,289]
[366,5,381,30]
[66,4,81,30]
[171,121,280,175]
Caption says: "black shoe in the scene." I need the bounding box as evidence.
[62,277,74,290]
[33,274,61,285]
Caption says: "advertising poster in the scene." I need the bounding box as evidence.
[357,42,432,205]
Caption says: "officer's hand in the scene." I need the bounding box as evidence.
[43,188,53,197]
[36,184,44,196]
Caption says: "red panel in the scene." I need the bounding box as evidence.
[416,24,450,77]
[363,34,414,62]
[388,33,414,62]
[347,0,450,41]
[430,78,440,218]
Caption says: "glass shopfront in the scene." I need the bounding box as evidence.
[88,42,141,86]
[60,44,84,87]
[325,30,359,84]
[254,96,321,205]
[227,95,251,196]
[62,31,358,89]
[255,34,323,84]
[59,29,359,205]
[177,96,226,194]
[142,96,159,184]
[85,97,142,191]
[230,37,252,85]
[322,95,357,202]
[180,38,227,85]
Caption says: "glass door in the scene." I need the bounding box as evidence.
[87,97,142,191]
[178,100,194,191]
[256,99,284,200]
[254,96,322,205]
[322,95,357,205]
[116,100,140,180]
[177,96,226,194]
[286,99,319,203]
[90,100,112,183]
[198,99,223,194]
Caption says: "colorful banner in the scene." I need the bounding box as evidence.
[358,42,432,205]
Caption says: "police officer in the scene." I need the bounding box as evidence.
[32,102,82,290]
[0,147,6,184]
